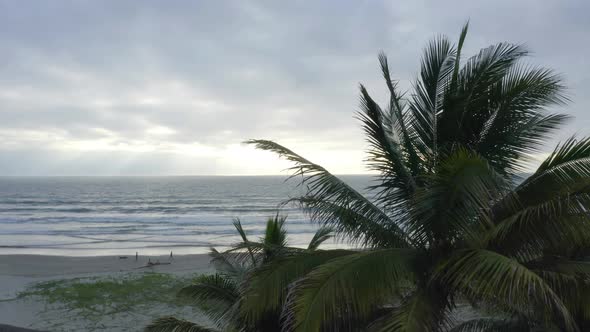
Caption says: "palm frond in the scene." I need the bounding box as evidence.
[434,249,578,331]
[457,42,528,99]
[282,249,419,331]
[448,317,531,332]
[487,197,590,261]
[490,137,590,223]
[262,214,288,261]
[145,317,218,332]
[232,218,257,266]
[291,196,411,247]
[475,65,569,173]
[178,274,238,305]
[438,42,528,148]
[410,148,506,246]
[408,34,456,166]
[368,287,452,332]
[528,257,590,283]
[516,136,590,200]
[306,226,334,251]
[528,259,590,316]
[450,21,469,91]
[358,84,416,201]
[488,138,590,258]
[245,139,411,248]
[378,52,421,176]
[239,249,354,325]
[537,136,590,173]
[479,113,569,174]
[208,248,247,279]
[220,242,279,266]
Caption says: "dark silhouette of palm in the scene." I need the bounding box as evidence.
[240,23,590,331]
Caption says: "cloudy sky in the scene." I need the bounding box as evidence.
[0,0,588,175]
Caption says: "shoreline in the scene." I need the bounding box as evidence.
[0,253,212,278]
[0,247,220,257]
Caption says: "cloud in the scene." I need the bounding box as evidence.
[0,0,588,175]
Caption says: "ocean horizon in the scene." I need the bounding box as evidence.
[0,175,371,256]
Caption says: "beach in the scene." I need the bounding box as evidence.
[0,176,357,331]
[0,254,213,331]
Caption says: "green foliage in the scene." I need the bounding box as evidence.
[147,214,334,331]
[18,272,200,331]
[283,249,418,331]
[146,317,219,332]
[243,22,590,331]
[178,274,238,305]
[20,273,188,318]
[246,139,411,248]
[435,249,577,330]
[306,226,334,251]
[448,318,532,332]
[147,22,589,332]
[240,249,354,324]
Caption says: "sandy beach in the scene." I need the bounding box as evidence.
[0,254,213,331]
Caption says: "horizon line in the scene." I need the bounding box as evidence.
[0,173,376,177]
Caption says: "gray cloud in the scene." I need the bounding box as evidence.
[0,0,588,175]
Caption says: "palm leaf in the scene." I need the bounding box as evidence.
[527,258,590,300]
[282,249,419,331]
[232,218,257,266]
[434,249,579,331]
[478,113,569,174]
[408,34,456,166]
[378,52,420,175]
[438,42,528,148]
[537,136,590,173]
[450,21,469,91]
[176,274,240,328]
[488,138,590,258]
[306,226,334,251]
[262,214,288,261]
[475,65,569,173]
[487,197,590,261]
[291,196,411,247]
[368,287,452,332]
[410,148,506,246]
[208,248,247,279]
[178,274,238,305]
[239,249,354,325]
[448,317,531,332]
[358,84,416,200]
[245,139,411,248]
[491,137,590,224]
[517,136,590,200]
[144,317,218,332]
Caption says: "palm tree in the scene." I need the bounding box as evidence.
[241,23,590,331]
[146,215,334,332]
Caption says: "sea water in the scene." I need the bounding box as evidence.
[0,175,370,256]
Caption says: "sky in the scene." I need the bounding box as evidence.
[0,0,588,176]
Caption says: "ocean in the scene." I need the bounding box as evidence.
[0,176,370,256]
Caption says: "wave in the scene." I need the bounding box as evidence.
[0,207,297,216]
[0,176,361,255]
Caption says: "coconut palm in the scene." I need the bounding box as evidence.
[145,215,334,332]
[241,23,590,331]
